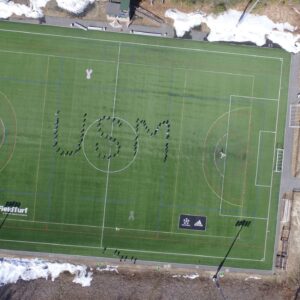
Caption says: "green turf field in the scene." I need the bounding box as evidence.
[0,21,291,270]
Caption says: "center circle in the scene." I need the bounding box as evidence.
[0,119,5,150]
[82,117,138,173]
[0,91,17,173]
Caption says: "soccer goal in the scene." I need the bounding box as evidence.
[275,148,284,172]
[289,104,300,128]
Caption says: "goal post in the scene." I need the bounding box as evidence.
[275,148,284,173]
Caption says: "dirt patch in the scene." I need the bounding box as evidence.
[41,0,107,21]
[13,0,30,5]
[287,193,300,273]
[137,0,300,29]
[0,266,296,300]
[254,2,300,31]
[7,0,300,29]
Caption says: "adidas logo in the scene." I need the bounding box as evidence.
[194,219,203,227]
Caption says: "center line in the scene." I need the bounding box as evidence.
[100,43,121,248]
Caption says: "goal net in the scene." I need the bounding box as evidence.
[275,148,284,172]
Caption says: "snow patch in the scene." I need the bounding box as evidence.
[172,273,199,279]
[165,9,205,38]
[165,9,300,53]
[0,258,93,287]
[96,265,119,273]
[245,276,262,281]
[56,0,95,15]
[0,0,94,19]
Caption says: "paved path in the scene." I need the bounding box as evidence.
[273,53,300,272]
[10,15,176,38]
[279,53,300,197]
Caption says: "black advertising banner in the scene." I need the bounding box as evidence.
[179,214,207,231]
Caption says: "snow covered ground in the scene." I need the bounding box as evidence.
[172,273,199,279]
[0,258,93,287]
[0,0,94,19]
[1,1,299,54]
[166,9,300,53]
[0,258,123,287]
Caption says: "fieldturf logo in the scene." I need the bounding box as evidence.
[0,202,28,216]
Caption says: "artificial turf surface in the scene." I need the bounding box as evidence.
[0,21,291,270]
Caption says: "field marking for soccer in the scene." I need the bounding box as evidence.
[100,43,121,248]
[1,70,279,261]
[0,238,264,261]
[0,36,285,263]
[0,91,18,173]
[171,72,187,232]
[0,28,284,61]
[0,51,258,229]
[32,56,50,221]
[220,93,233,210]
[0,118,5,150]
[219,95,279,216]
[262,59,283,261]
[83,117,138,173]
[255,130,276,188]
[0,49,258,83]
[4,219,236,240]
[241,96,254,210]
[213,133,227,177]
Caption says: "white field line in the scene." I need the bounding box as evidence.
[0,49,256,81]
[106,226,234,239]
[241,94,253,211]
[100,43,121,248]
[171,72,187,232]
[230,95,278,101]
[240,76,255,211]
[255,184,271,188]
[0,38,281,260]
[251,76,255,100]
[33,56,50,221]
[202,108,253,207]
[0,118,6,150]
[0,49,115,64]
[0,28,283,61]
[7,218,101,228]
[0,238,100,249]
[219,94,278,214]
[0,238,264,261]
[106,247,264,261]
[219,98,233,212]
[120,61,256,79]
[263,59,283,261]
[219,213,268,220]
[255,131,276,187]
[6,218,234,239]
